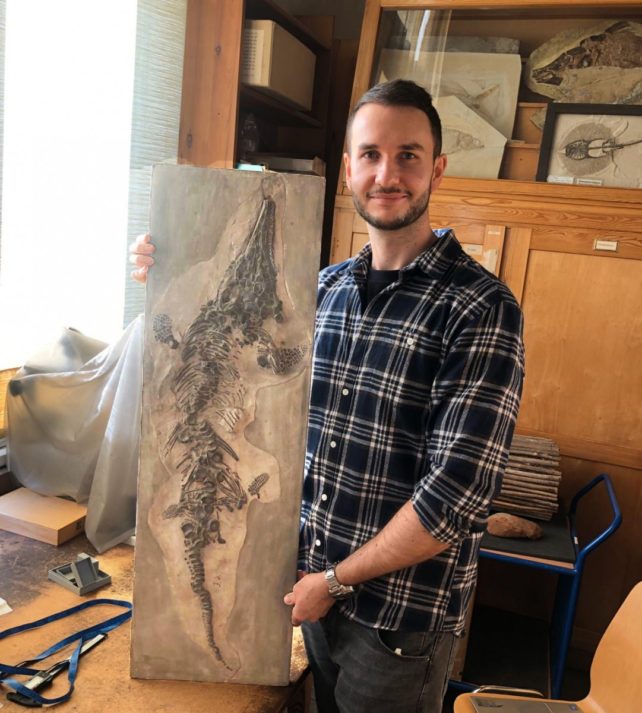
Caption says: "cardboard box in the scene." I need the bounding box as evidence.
[241,20,316,111]
[0,487,87,545]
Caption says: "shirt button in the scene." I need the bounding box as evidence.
[330,440,337,449]
[315,539,322,547]
[321,493,328,501]
[342,388,349,396]
[406,337,415,346]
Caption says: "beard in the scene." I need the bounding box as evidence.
[352,186,431,231]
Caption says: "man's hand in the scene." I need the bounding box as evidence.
[129,233,155,283]
[283,572,334,626]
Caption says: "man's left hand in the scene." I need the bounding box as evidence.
[283,572,334,626]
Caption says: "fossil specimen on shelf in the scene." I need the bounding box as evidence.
[433,95,507,179]
[378,49,521,139]
[526,20,642,104]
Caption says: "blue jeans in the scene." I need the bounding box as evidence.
[302,607,457,713]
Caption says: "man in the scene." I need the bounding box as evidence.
[280,80,524,713]
[130,79,524,713]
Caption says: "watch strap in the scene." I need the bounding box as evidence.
[324,564,355,600]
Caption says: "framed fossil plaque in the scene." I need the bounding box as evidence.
[536,103,642,189]
[130,166,324,685]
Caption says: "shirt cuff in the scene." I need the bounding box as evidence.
[411,487,480,546]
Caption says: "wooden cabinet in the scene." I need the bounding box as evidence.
[332,193,508,276]
[177,0,358,262]
[178,0,332,169]
[332,0,642,662]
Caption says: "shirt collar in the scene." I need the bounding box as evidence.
[349,228,457,281]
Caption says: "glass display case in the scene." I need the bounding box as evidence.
[352,3,642,184]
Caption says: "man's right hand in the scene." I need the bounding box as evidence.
[129,233,156,283]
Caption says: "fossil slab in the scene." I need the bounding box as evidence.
[131,166,323,685]
[434,95,507,179]
[378,49,521,139]
[526,20,642,104]
[444,36,519,54]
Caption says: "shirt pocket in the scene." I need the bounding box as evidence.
[388,327,442,402]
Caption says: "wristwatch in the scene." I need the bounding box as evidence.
[324,563,355,600]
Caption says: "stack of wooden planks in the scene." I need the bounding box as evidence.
[493,435,561,521]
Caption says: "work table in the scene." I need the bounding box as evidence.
[0,531,309,712]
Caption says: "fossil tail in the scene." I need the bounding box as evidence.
[185,542,230,669]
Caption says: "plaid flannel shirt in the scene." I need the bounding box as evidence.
[299,229,524,634]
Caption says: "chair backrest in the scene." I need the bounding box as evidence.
[582,581,642,712]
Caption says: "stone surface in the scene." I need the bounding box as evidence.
[131,167,323,685]
[526,20,642,104]
[487,512,543,540]
[379,49,522,139]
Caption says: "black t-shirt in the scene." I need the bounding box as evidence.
[366,268,399,305]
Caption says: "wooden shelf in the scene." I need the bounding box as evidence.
[179,0,333,167]
[239,1,332,150]
[245,0,331,53]
[240,86,323,128]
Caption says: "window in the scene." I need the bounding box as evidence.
[0,0,186,370]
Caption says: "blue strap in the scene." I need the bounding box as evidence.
[0,598,132,706]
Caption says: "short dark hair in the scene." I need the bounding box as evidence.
[346,79,442,159]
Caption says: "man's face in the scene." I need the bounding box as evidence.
[344,103,446,232]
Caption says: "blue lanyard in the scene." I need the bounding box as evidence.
[0,598,132,706]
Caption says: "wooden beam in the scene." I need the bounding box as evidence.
[178,0,243,168]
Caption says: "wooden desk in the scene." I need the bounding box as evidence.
[0,532,309,712]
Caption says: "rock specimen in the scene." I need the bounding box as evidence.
[487,512,543,540]
[545,112,642,188]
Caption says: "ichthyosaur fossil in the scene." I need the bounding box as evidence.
[152,191,306,668]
